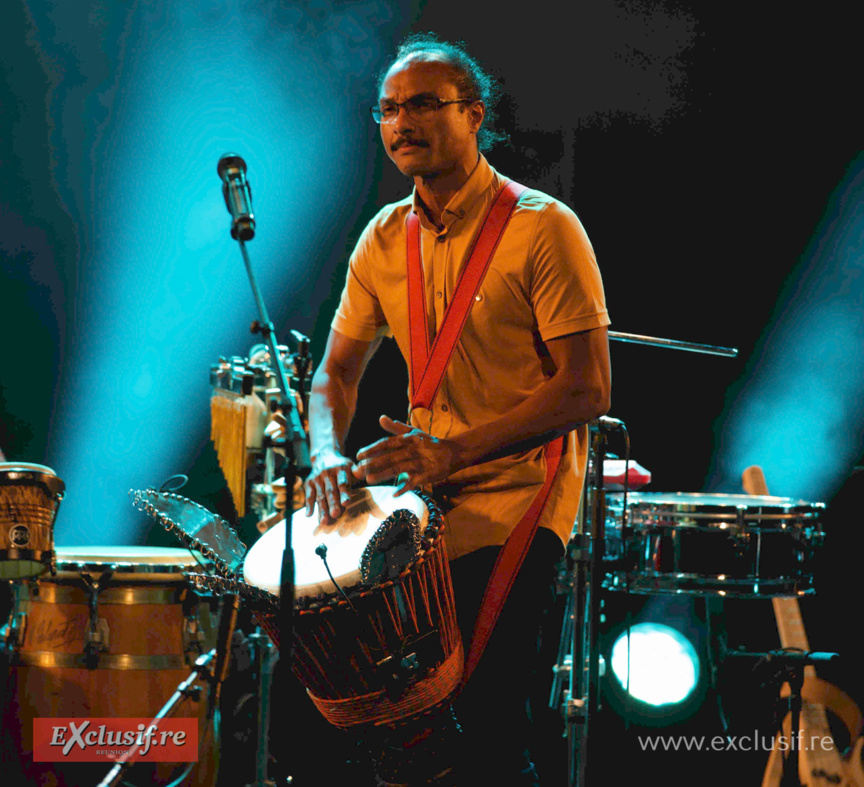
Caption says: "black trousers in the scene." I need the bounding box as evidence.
[449,527,564,785]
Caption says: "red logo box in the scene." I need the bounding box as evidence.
[33,718,198,762]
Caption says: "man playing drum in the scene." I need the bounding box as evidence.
[304,33,611,785]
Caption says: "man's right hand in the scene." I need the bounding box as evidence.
[304,448,356,524]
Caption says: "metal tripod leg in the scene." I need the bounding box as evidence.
[550,425,610,787]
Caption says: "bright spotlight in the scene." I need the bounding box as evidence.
[610,622,700,707]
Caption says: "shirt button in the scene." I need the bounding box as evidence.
[441,404,449,412]
[436,235,446,243]
[436,291,443,299]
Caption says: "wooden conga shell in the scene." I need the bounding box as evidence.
[3,546,219,787]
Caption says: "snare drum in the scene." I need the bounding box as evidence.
[243,486,462,729]
[0,462,64,579]
[3,546,219,786]
[603,492,825,597]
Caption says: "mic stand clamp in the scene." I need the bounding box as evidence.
[95,650,215,787]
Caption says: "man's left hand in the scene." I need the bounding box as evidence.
[352,415,461,494]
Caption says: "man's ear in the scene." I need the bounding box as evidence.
[469,101,486,134]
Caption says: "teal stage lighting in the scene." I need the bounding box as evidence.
[709,154,864,503]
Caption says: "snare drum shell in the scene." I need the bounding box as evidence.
[2,547,219,787]
[603,492,825,597]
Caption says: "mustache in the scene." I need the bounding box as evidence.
[391,137,429,151]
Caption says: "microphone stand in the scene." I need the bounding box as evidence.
[726,649,839,787]
[219,153,311,780]
[95,650,215,787]
[234,238,311,669]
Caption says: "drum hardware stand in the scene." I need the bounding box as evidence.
[554,420,619,787]
[0,596,25,709]
[95,649,216,787]
[726,649,839,787]
[245,627,279,787]
[609,330,738,358]
[254,331,312,531]
[551,333,738,786]
[183,609,208,662]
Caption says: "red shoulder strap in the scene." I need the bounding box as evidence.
[460,434,565,687]
[406,179,561,690]
[406,180,527,409]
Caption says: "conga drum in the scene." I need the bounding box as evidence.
[3,546,219,786]
[243,486,462,783]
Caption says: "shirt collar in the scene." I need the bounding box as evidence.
[411,154,497,231]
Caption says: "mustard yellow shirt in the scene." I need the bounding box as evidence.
[332,155,610,559]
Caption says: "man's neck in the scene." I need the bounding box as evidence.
[413,154,480,228]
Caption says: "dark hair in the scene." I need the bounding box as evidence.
[377,33,508,152]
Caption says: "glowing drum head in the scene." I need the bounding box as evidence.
[243,485,429,599]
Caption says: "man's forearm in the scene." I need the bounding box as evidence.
[307,369,358,459]
[450,368,609,472]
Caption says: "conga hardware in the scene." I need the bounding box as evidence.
[9,548,218,673]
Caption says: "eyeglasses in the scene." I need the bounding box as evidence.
[370,95,474,125]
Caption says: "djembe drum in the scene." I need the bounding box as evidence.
[242,485,462,785]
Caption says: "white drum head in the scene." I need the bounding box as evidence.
[54,545,207,572]
[243,486,429,599]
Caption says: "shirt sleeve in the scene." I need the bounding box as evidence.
[331,221,392,342]
[529,199,610,341]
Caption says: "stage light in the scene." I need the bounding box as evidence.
[610,622,700,707]
[708,153,864,502]
[31,4,381,544]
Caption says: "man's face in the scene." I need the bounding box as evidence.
[378,57,484,180]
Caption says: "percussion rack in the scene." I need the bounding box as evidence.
[556,331,737,787]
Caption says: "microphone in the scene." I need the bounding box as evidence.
[217,153,255,240]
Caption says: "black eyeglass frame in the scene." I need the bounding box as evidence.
[370,96,475,125]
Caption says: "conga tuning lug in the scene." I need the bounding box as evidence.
[84,617,110,666]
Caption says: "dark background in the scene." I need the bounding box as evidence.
[1,2,861,785]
